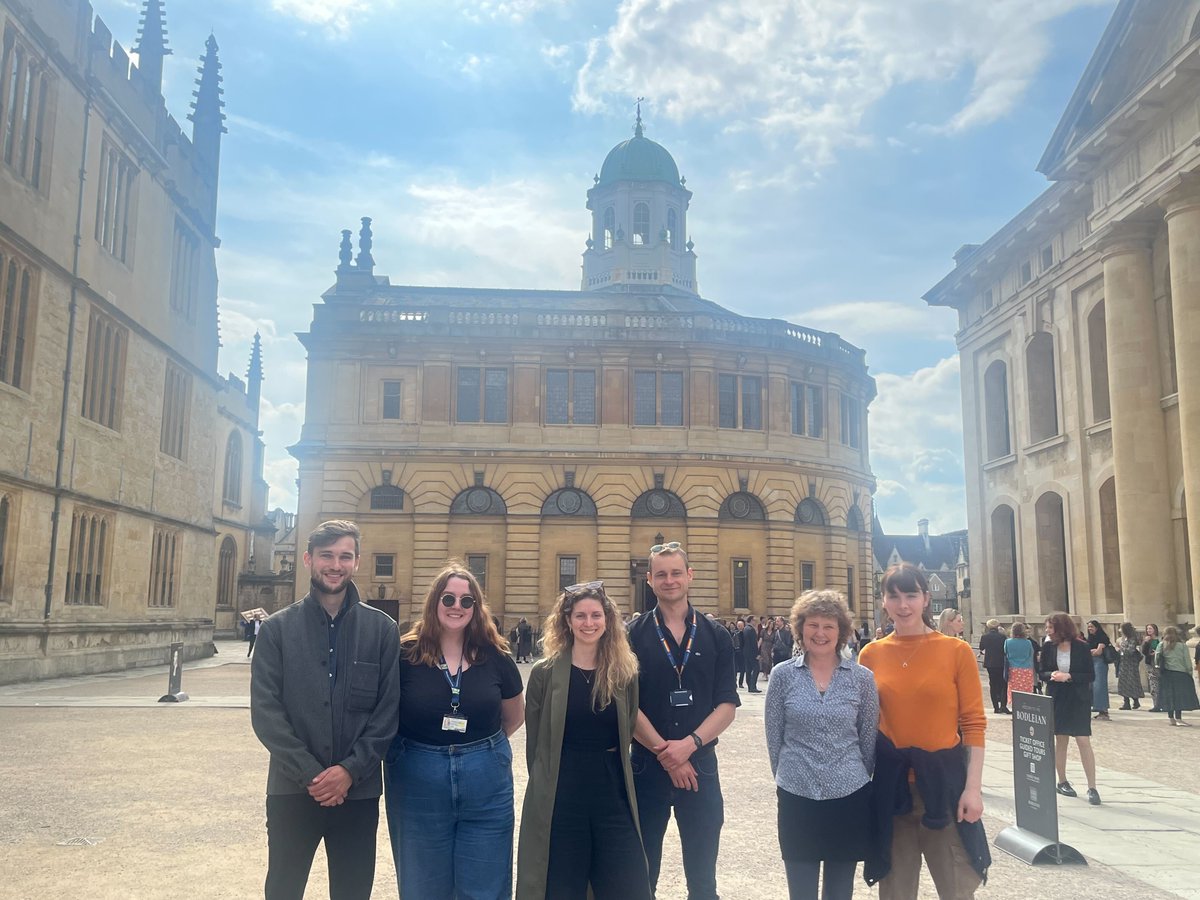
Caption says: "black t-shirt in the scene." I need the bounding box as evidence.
[628,603,740,752]
[562,666,619,751]
[397,644,523,746]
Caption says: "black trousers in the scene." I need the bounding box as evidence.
[985,666,1007,710]
[546,748,650,900]
[745,660,760,691]
[265,793,379,900]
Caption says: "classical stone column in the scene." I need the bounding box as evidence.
[1099,226,1174,625]
[1164,179,1200,625]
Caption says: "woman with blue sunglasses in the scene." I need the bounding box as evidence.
[384,560,525,899]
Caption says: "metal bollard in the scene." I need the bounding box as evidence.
[158,641,190,703]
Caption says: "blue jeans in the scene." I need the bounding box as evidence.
[1092,658,1110,711]
[632,747,724,900]
[384,731,515,900]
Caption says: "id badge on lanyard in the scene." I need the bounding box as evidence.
[439,658,469,732]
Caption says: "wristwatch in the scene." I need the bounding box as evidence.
[689,732,703,750]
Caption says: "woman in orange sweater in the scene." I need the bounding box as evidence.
[858,563,988,899]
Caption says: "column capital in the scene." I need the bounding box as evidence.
[1160,171,1200,220]
[1093,219,1157,261]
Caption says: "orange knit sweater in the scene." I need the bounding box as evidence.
[858,631,986,750]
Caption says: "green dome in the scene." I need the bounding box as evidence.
[597,129,681,187]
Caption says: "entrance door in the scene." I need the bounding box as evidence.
[639,577,658,614]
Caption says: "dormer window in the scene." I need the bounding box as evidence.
[603,207,614,250]
[633,203,650,246]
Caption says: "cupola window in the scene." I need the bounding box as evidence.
[603,207,614,250]
[633,203,650,246]
[667,209,678,249]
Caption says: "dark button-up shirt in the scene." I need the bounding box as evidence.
[628,603,740,751]
[326,600,348,687]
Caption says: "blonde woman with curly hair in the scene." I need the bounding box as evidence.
[766,590,878,900]
[384,560,524,900]
[516,580,649,899]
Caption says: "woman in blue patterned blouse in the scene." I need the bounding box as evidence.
[765,590,880,900]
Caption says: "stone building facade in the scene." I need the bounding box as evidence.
[925,1,1200,631]
[293,123,877,629]
[0,0,271,682]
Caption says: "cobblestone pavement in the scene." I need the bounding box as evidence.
[0,643,1196,899]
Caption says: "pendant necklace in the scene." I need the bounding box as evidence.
[900,634,930,669]
[575,665,595,686]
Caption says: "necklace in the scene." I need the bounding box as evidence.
[899,633,932,669]
[574,665,595,686]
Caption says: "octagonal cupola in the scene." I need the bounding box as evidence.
[582,107,698,295]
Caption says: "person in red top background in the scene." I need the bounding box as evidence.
[858,563,988,899]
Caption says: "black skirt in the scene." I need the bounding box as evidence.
[1050,681,1091,736]
[777,781,873,863]
[1159,669,1200,712]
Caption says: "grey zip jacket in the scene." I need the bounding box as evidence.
[251,582,400,799]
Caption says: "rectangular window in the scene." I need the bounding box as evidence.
[169,218,200,321]
[374,554,395,579]
[80,310,127,430]
[1041,245,1054,272]
[558,555,578,591]
[800,561,814,592]
[456,367,508,423]
[94,138,137,263]
[159,362,192,459]
[732,559,750,609]
[839,392,861,449]
[634,370,684,426]
[718,374,762,429]
[64,508,110,606]
[982,288,993,311]
[147,527,178,608]
[806,385,824,438]
[382,380,402,420]
[1019,260,1032,285]
[0,243,37,391]
[0,29,53,189]
[545,369,597,425]
[466,554,488,591]
[846,566,855,610]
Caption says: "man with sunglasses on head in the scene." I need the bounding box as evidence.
[251,520,401,900]
[629,541,741,900]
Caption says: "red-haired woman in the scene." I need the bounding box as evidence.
[1039,612,1100,805]
[384,561,525,899]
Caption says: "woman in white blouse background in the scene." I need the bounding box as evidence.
[765,591,880,900]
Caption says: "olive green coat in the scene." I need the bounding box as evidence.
[515,653,644,899]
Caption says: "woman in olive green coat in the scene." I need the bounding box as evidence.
[516,582,649,900]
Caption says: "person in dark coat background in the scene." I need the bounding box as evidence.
[516,616,534,663]
[741,618,762,692]
[978,619,1009,715]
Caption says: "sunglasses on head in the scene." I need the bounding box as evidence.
[564,580,604,596]
[649,541,682,554]
[440,593,476,609]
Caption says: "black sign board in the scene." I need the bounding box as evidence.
[1011,692,1058,840]
[994,690,1085,865]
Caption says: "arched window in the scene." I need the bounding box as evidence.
[983,360,1010,460]
[667,209,678,249]
[603,207,614,250]
[633,203,650,246]
[1099,477,1121,610]
[846,506,864,531]
[541,487,597,517]
[1087,302,1110,422]
[795,498,828,527]
[631,488,687,519]
[718,491,766,521]
[217,536,237,609]
[1026,333,1058,443]
[449,485,507,516]
[223,432,243,505]
[1035,491,1069,612]
[990,505,1019,615]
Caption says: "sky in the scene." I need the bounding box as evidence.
[101,0,1118,533]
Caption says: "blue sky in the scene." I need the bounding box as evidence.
[102,0,1116,532]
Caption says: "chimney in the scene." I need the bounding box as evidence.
[918,518,930,551]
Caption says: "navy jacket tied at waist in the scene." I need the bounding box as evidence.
[863,733,991,886]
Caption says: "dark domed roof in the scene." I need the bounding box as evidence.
[597,123,681,187]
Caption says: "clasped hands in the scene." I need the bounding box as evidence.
[651,738,699,792]
[308,764,352,806]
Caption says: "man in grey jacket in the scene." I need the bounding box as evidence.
[251,520,400,900]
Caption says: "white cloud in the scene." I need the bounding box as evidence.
[797,300,955,341]
[457,0,566,23]
[268,0,385,33]
[574,0,1109,167]
[869,356,967,532]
